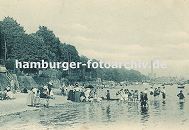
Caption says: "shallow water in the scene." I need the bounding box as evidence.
[0,84,189,130]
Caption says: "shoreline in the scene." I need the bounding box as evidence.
[0,92,68,117]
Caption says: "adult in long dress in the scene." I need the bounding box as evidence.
[27,88,34,106]
[74,86,81,102]
[67,89,74,101]
[34,89,40,107]
[85,88,91,101]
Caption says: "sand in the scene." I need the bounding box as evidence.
[0,92,68,116]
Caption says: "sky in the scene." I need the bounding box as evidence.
[0,0,189,78]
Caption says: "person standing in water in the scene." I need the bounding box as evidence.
[161,87,166,101]
[177,90,185,100]
[106,90,111,100]
[154,88,159,98]
[133,90,139,102]
[143,88,148,100]
[140,92,148,107]
[149,87,154,96]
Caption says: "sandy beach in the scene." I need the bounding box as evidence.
[0,92,70,130]
[0,92,68,116]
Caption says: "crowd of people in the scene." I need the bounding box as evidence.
[115,87,166,107]
[116,89,139,102]
[115,86,187,108]
[0,86,14,100]
[61,83,103,102]
[1,81,186,109]
[60,82,187,107]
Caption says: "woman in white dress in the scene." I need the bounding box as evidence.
[85,88,91,101]
[27,88,34,106]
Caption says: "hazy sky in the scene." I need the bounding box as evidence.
[0,0,189,78]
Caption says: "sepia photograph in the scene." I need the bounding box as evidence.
[0,0,189,130]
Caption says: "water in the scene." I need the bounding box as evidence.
[0,84,189,130]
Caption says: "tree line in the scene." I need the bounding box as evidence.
[0,17,146,83]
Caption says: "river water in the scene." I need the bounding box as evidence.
[0,84,189,130]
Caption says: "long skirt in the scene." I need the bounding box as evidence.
[34,96,40,106]
[68,90,75,101]
[27,92,34,106]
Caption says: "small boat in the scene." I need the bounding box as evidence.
[178,85,185,89]
[102,98,119,101]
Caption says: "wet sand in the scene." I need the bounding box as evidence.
[0,93,35,116]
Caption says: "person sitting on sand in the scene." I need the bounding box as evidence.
[2,88,7,100]
[22,87,28,93]
[6,88,14,99]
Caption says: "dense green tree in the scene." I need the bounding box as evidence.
[0,17,25,59]
[59,43,80,62]
[0,16,147,82]
[36,26,61,60]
